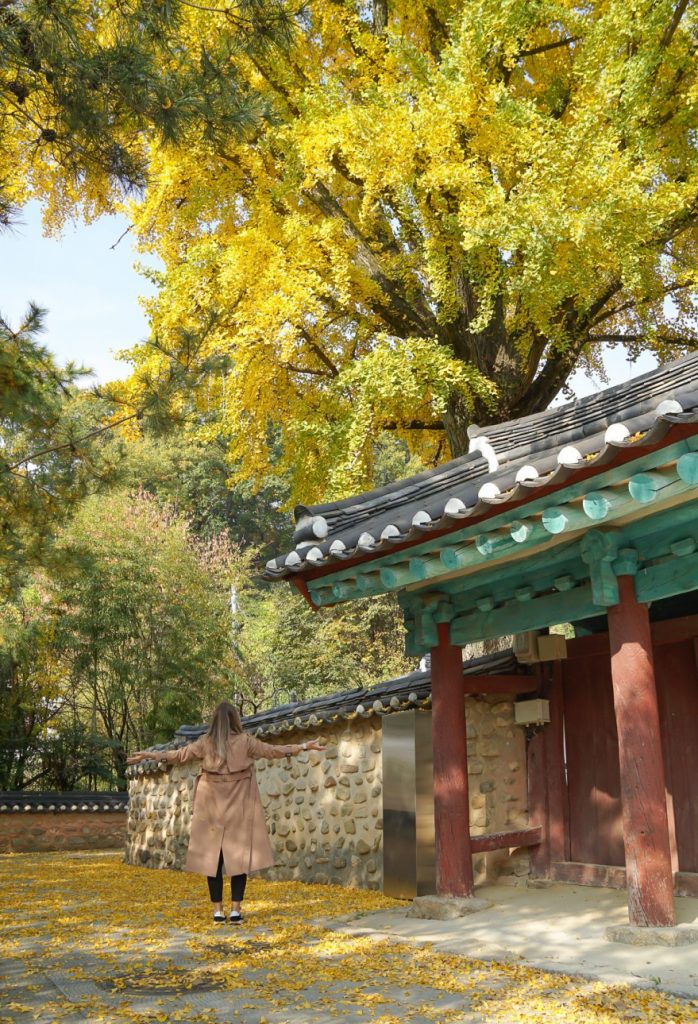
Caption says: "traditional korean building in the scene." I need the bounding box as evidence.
[265,353,698,929]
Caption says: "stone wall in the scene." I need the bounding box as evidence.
[0,810,126,854]
[466,695,530,885]
[125,694,529,891]
[258,717,383,888]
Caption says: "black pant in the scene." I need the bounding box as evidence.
[207,850,247,903]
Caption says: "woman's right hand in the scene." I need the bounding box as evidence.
[126,752,148,765]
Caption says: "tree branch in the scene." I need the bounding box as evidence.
[382,419,444,431]
[660,0,690,50]
[281,362,332,377]
[303,180,437,337]
[519,36,580,59]
[301,331,340,377]
[4,411,140,472]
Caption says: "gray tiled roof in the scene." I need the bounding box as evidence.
[0,791,128,812]
[126,649,519,775]
[264,353,698,580]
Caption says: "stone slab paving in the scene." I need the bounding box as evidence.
[2,855,698,1024]
[331,883,698,1000]
[1,946,484,1024]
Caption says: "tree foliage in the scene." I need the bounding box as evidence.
[0,305,125,593]
[0,579,64,789]
[0,0,295,225]
[229,582,412,715]
[6,3,697,501]
[104,0,698,500]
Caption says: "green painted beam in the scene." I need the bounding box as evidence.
[440,544,480,571]
[409,555,444,581]
[332,580,356,601]
[636,549,698,604]
[627,469,675,504]
[402,503,698,625]
[449,584,598,649]
[475,532,512,558]
[582,488,631,521]
[677,452,698,485]
[510,519,548,545]
[356,572,382,594]
[379,563,415,589]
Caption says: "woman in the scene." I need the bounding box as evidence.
[127,701,323,925]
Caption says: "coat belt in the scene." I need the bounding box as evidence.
[201,768,252,782]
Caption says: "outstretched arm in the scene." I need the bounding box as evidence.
[127,737,206,766]
[246,735,324,760]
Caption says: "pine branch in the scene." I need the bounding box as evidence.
[4,411,140,472]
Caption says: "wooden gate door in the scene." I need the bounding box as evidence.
[561,650,625,868]
[552,623,698,891]
[654,638,698,875]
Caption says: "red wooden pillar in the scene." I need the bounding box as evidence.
[607,575,675,927]
[430,622,474,897]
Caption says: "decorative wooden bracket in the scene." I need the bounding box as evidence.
[580,530,620,606]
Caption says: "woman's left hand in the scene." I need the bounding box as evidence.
[126,752,148,765]
[303,739,325,751]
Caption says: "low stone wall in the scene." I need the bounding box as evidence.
[125,765,196,871]
[125,693,529,891]
[466,695,530,885]
[125,719,383,889]
[0,795,127,854]
[259,717,382,888]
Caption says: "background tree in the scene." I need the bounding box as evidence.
[0,305,127,592]
[117,434,294,560]
[49,488,243,785]
[229,583,412,714]
[0,579,63,789]
[113,0,698,500]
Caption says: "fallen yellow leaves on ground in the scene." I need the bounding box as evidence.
[0,852,696,1024]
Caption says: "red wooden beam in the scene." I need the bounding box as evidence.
[470,826,542,854]
[550,862,627,890]
[463,674,538,695]
[431,622,474,898]
[291,576,318,609]
[608,575,675,927]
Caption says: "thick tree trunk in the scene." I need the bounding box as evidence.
[440,289,525,456]
[443,392,473,457]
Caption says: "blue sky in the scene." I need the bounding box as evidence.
[1,201,658,394]
[0,201,155,384]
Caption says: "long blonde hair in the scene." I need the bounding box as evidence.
[207,701,243,760]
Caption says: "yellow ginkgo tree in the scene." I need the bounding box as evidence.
[7,1,698,501]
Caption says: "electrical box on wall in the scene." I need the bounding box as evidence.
[514,699,551,726]
[513,631,568,664]
[537,634,568,661]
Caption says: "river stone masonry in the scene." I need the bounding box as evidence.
[125,651,530,890]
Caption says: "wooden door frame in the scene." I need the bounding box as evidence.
[527,614,698,898]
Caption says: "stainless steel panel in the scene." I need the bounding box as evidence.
[414,710,436,896]
[383,710,435,899]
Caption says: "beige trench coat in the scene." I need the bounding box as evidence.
[160,732,299,878]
